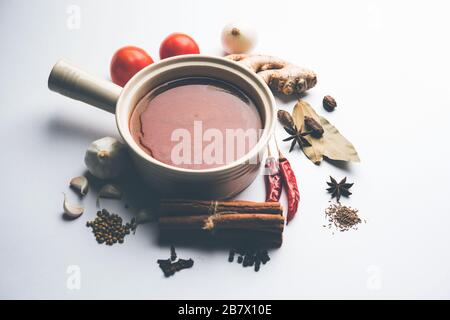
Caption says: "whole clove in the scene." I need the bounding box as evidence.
[157,246,194,277]
[243,254,253,267]
[159,259,194,277]
[157,258,171,267]
[229,249,270,272]
[170,245,177,261]
[254,259,261,272]
[258,250,270,264]
[228,250,235,262]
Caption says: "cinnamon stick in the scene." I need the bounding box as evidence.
[159,215,207,230]
[159,214,284,232]
[160,199,283,216]
[214,230,283,248]
[205,214,284,231]
[158,199,285,248]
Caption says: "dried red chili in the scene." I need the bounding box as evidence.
[264,156,283,202]
[279,153,300,224]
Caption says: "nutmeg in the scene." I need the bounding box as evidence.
[323,95,337,111]
[304,116,324,138]
[277,110,295,129]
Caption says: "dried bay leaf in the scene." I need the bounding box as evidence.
[292,100,360,164]
[320,116,360,162]
[292,100,324,164]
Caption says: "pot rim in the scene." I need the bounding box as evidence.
[115,54,276,175]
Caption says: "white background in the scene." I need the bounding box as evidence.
[1,0,449,299]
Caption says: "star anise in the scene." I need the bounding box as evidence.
[283,125,311,152]
[326,176,354,202]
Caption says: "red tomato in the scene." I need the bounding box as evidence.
[110,46,154,87]
[159,33,200,59]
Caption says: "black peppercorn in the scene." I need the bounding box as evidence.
[86,209,136,246]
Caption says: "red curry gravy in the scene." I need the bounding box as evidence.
[129,78,262,170]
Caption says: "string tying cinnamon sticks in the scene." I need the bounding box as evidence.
[158,199,285,248]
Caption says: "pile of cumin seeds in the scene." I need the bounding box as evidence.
[324,202,364,232]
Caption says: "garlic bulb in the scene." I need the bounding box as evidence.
[84,137,128,180]
[221,21,257,54]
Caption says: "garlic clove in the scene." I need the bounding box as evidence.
[98,184,122,199]
[63,193,84,218]
[69,176,89,196]
[84,137,128,180]
[136,208,156,225]
[96,183,122,207]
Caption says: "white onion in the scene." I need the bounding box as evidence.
[221,21,257,54]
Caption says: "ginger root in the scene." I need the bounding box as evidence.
[226,54,317,95]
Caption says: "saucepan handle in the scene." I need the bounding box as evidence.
[48,59,122,114]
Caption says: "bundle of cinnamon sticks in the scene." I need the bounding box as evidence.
[158,199,285,248]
